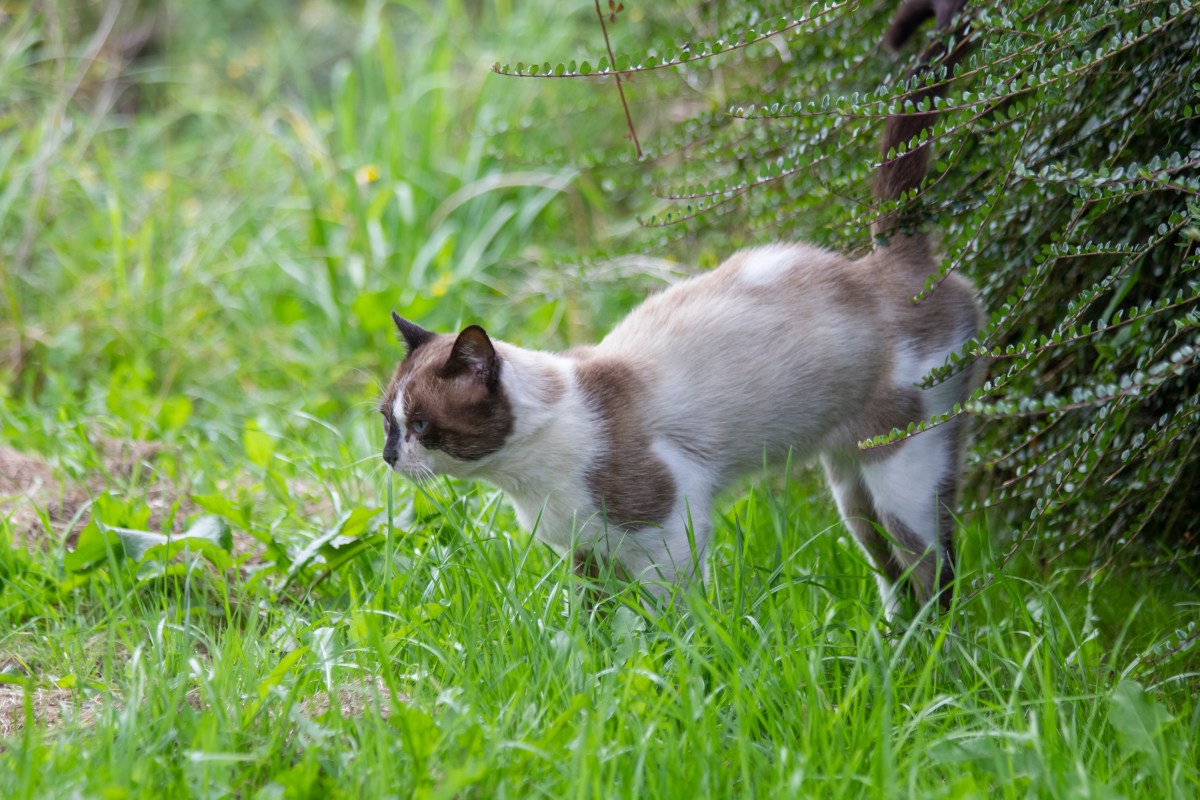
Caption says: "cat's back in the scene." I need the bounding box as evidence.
[599,243,883,361]
[593,244,891,467]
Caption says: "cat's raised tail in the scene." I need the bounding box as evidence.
[873,0,971,242]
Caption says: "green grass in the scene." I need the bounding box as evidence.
[2,2,1197,797]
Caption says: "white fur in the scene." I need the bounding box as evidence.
[464,347,603,554]
[388,386,430,478]
[475,244,890,584]
[391,388,406,425]
[860,427,950,549]
[600,245,879,485]
[859,339,957,548]
[738,245,798,287]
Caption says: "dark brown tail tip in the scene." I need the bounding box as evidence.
[883,0,967,51]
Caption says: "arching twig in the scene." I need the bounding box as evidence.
[593,0,642,158]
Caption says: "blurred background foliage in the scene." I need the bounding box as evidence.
[1,0,615,491]
[2,0,1198,577]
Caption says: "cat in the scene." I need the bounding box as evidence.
[380,0,981,613]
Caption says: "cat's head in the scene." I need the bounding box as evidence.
[380,312,514,480]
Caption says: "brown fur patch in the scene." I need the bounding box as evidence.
[878,510,955,608]
[822,267,881,312]
[574,358,676,529]
[854,387,925,463]
[825,453,956,608]
[884,0,965,51]
[893,275,982,356]
[382,334,514,462]
[533,366,566,405]
[873,0,970,236]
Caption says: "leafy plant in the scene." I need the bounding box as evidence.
[494,0,1200,571]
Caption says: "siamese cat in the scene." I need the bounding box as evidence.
[380,0,981,611]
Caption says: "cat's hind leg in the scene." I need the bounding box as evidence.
[857,419,963,609]
[822,454,906,615]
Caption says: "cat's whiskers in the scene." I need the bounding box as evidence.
[410,464,437,486]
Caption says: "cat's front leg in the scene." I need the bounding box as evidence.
[607,512,712,602]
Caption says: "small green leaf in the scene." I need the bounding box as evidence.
[248,646,311,718]
[281,507,383,591]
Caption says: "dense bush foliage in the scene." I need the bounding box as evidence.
[495,0,1200,570]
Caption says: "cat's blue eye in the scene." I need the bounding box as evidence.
[411,419,429,434]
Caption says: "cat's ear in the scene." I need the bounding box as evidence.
[392,311,435,354]
[444,325,499,390]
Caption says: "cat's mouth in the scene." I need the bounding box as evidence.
[385,458,436,485]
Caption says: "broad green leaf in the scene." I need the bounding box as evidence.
[281,507,383,591]
[1108,680,1174,759]
[190,493,253,533]
[64,520,121,573]
[82,515,238,573]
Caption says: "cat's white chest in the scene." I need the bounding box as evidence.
[507,480,601,555]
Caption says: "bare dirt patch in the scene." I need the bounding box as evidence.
[301,676,399,719]
[0,685,111,739]
[0,676,403,742]
[0,439,192,550]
